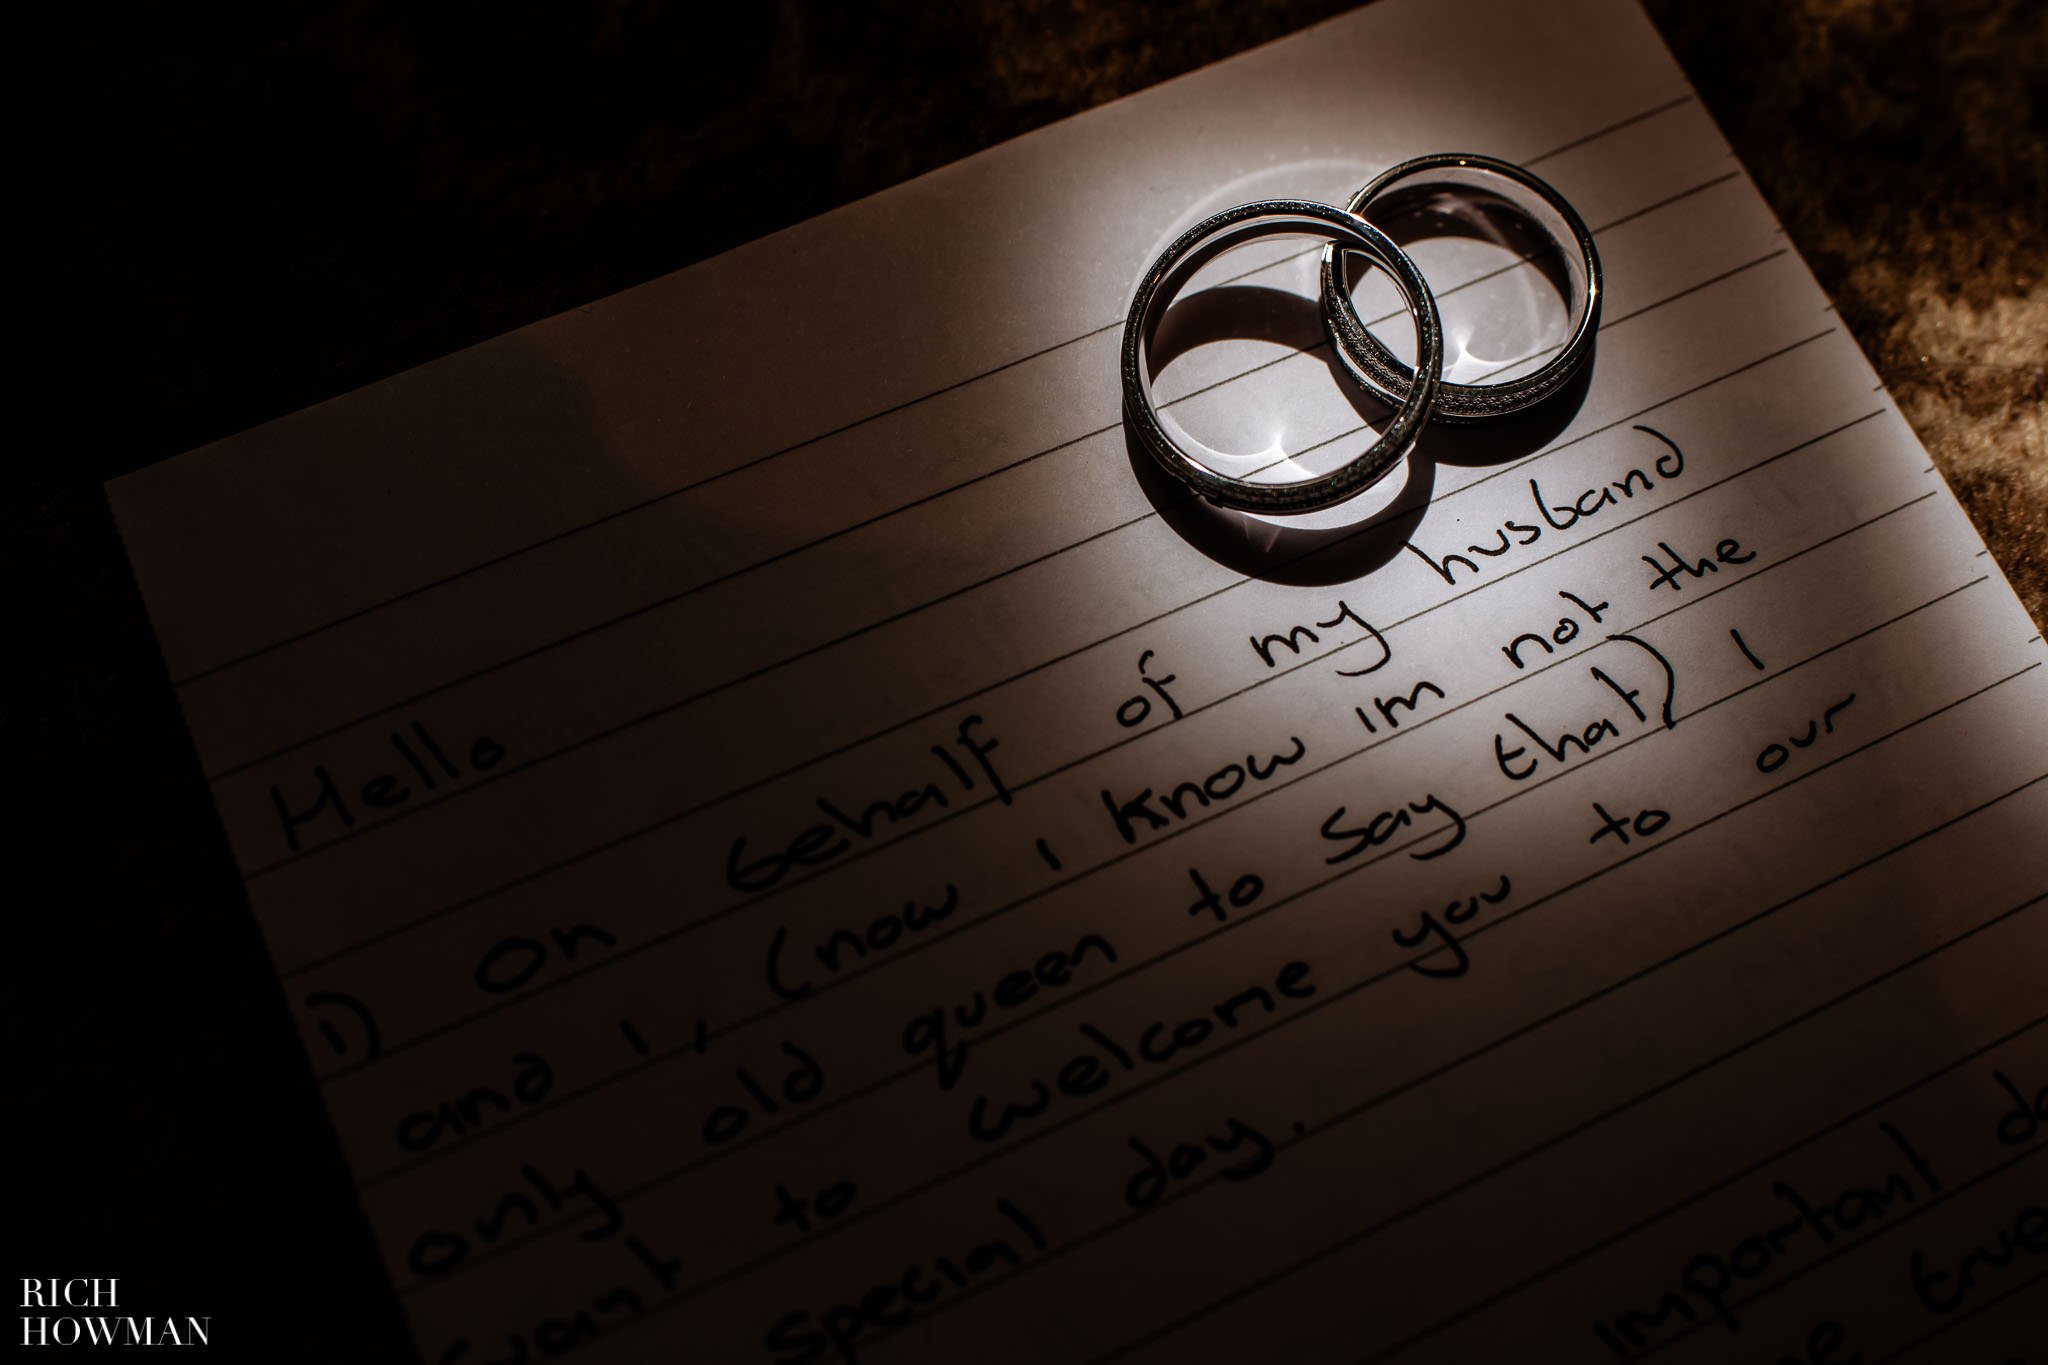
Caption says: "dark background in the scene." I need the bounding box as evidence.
[12,2,2044,1359]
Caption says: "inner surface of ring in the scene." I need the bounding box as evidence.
[1139,220,1423,516]
[1338,176,1582,387]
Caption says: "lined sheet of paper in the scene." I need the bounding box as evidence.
[107,0,2048,1359]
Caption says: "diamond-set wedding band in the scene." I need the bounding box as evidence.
[1121,155,1601,514]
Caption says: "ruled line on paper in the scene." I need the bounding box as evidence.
[311,406,1906,1112]
[1518,93,1697,167]
[1571,246,1779,334]
[299,394,1884,1088]
[252,315,1844,908]
[188,122,1718,725]
[337,473,1920,1096]
[311,406,1897,1073]
[171,92,1700,693]
[1356,1012,2048,1362]
[355,527,1968,1197]
[328,446,1912,1083]
[367,569,1992,1255]
[377,625,2037,1296]
[1627,1145,2048,1363]
[504,1008,2048,1357]
[514,863,2048,1354]
[392,756,2048,1313]
[1079,893,2048,1365]
[220,205,1760,822]
[266,332,1849,976]
[239,317,1810,961]
[1870,1268,2048,1364]
[206,164,1750,790]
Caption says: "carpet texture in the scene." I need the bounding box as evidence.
[1649,0,2046,621]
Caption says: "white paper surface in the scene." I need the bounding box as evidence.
[108,0,2048,1359]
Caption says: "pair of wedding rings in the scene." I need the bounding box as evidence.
[1121,153,1602,515]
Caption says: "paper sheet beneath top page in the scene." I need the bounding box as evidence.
[105,0,2048,1358]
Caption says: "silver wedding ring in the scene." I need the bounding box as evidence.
[1122,155,1601,515]
[1321,153,1602,423]
[1122,199,1443,515]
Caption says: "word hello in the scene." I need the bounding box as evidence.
[270,720,505,852]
